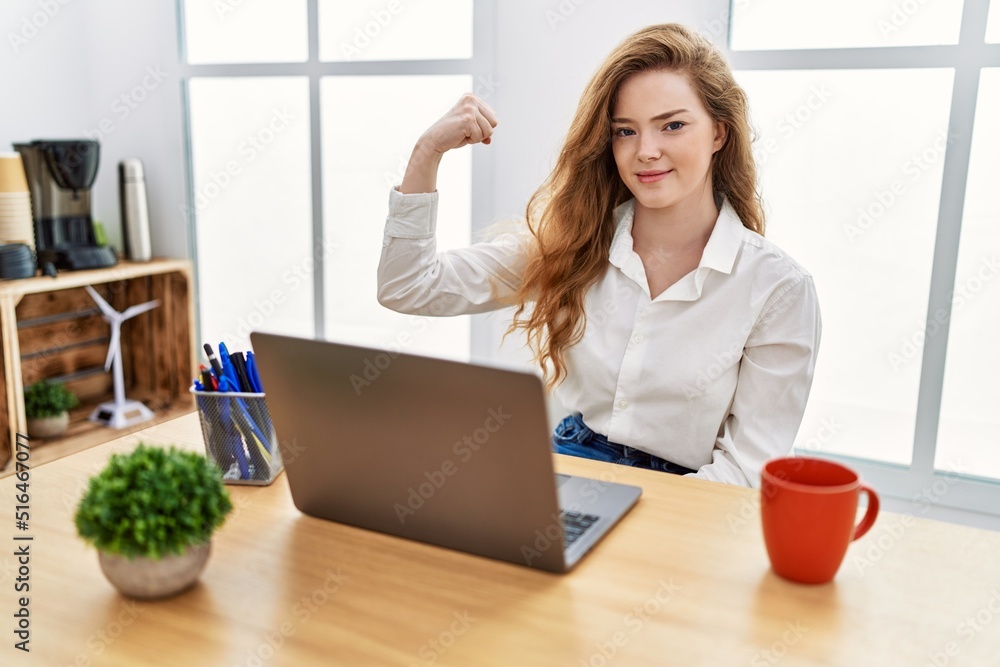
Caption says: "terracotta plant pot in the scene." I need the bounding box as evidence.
[98,542,211,599]
[26,411,69,438]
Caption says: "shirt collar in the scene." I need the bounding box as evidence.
[608,197,746,300]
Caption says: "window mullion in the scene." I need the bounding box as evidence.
[910,0,991,477]
[910,63,980,478]
[307,0,325,339]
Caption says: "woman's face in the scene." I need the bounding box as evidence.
[610,69,726,215]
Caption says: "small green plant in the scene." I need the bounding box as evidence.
[74,444,234,559]
[24,379,79,418]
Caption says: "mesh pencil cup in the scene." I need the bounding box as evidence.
[191,387,284,485]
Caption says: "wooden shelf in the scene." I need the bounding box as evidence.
[0,400,196,478]
[0,259,196,470]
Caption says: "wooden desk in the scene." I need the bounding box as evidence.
[3,413,999,666]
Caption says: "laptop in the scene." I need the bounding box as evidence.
[250,332,642,573]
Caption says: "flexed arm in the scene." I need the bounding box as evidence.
[399,93,498,195]
[378,94,528,316]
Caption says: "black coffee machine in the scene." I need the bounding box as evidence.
[13,140,117,270]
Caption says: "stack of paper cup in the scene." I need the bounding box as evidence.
[0,152,35,249]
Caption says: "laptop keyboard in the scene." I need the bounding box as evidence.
[561,510,600,546]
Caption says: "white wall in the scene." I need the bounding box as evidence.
[1,0,188,259]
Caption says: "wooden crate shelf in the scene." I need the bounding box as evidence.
[0,259,197,470]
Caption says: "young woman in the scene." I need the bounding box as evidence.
[377,24,821,488]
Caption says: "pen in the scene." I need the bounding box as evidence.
[218,342,242,391]
[243,350,274,440]
[204,343,225,380]
[201,369,216,392]
[216,377,251,479]
[230,351,253,393]
[245,351,264,393]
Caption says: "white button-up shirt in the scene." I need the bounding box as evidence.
[378,187,821,487]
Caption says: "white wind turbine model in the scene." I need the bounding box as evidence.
[85,285,160,429]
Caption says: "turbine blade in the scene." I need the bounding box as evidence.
[85,285,118,320]
[121,299,160,321]
[105,325,120,371]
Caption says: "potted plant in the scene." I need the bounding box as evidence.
[24,379,79,438]
[74,443,234,599]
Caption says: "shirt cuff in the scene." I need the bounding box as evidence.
[385,186,439,239]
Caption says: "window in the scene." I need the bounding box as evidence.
[728,0,1000,520]
[317,0,472,62]
[736,68,952,466]
[320,75,472,360]
[988,0,1000,43]
[936,68,1000,480]
[730,0,964,50]
[180,0,484,362]
[183,0,308,64]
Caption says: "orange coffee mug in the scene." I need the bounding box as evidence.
[760,457,879,584]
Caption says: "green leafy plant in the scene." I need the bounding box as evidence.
[74,444,234,559]
[24,379,79,418]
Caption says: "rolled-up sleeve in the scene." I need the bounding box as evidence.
[692,274,822,487]
[377,187,530,316]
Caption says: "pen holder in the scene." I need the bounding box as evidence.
[191,387,284,485]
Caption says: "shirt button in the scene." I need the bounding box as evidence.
[618,400,628,409]
[633,334,644,343]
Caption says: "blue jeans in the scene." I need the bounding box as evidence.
[552,414,696,476]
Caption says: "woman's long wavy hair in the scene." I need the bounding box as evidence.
[507,23,763,389]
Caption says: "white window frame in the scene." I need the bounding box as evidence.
[176,0,496,355]
[727,0,1000,527]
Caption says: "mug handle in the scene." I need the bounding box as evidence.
[851,484,880,541]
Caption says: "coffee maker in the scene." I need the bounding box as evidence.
[14,140,117,270]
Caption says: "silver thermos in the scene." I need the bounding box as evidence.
[118,158,152,261]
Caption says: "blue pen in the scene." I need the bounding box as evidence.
[217,374,251,479]
[218,342,242,390]
[245,351,264,393]
[243,350,275,454]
